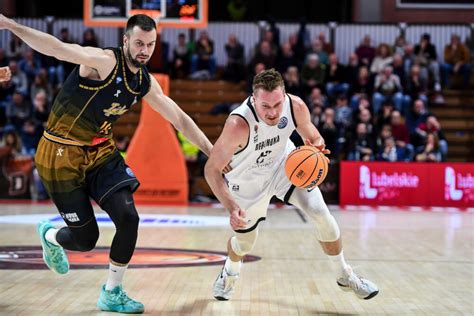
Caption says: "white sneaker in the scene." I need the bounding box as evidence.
[434,82,442,92]
[213,266,239,301]
[337,266,379,300]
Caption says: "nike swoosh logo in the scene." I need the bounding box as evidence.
[125,200,133,205]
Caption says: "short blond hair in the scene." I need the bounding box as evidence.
[252,68,284,93]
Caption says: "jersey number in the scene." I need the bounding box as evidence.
[256,150,272,164]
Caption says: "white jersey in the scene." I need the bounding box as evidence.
[223,94,330,234]
[225,94,297,206]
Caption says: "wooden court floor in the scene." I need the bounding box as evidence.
[0,203,472,315]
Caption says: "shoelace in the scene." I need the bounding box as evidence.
[224,275,238,291]
[110,289,134,305]
[348,273,369,291]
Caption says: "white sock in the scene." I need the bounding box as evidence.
[224,257,242,275]
[45,228,60,246]
[105,262,127,291]
[328,250,349,278]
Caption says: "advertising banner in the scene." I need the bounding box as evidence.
[340,162,474,208]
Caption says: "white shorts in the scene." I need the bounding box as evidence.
[227,152,328,233]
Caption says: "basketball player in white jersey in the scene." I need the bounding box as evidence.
[205,69,378,301]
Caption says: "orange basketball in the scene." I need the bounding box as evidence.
[285,145,329,188]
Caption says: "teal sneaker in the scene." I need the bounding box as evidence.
[37,220,69,274]
[97,285,144,314]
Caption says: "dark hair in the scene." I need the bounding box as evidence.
[427,132,440,151]
[252,69,284,92]
[126,14,156,37]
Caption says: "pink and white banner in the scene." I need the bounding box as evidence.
[340,162,474,208]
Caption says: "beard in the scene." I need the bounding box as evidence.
[126,46,149,68]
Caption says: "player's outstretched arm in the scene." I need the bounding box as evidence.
[204,116,247,229]
[144,76,213,156]
[0,14,115,77]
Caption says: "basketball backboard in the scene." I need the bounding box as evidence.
[83,0,207,28]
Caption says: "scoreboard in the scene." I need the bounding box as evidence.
[84,0,207,28]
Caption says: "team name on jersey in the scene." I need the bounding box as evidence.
[103,102,128,117]
[255,135,280,151]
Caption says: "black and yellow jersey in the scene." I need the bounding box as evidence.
[44,47,151,146]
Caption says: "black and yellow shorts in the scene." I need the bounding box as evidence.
[35,133,139,210]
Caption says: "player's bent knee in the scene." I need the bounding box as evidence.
[102,188,139,231]
[73,231,99,251]
[290,189,340,242]
[116,209,139,230]
[231,229,259,256]
[71,220,99,251]
[75,237,98,251]
[230,236,253,257]
[313,212,340,242]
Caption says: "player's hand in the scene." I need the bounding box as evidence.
[222,163,232,174]
[305,138,331,155]
[230,208,247,230]
[0,14,15,30]
[0,66,11,82]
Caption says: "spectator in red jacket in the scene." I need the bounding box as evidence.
[390,110,414,160]
[355,35,376,67]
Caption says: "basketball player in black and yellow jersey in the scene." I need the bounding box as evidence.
[0,14,213,313]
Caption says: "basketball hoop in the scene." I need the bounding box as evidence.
[84,0,207,28]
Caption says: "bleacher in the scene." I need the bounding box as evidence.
[170,80,246,142]
[170,80,246,196]
[431,90,474,162]
[113,80,245,142]
[115,79,474,161]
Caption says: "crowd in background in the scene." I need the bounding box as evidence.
[168,23,469,163]
[1,22,472,174]
[0,28,98,158]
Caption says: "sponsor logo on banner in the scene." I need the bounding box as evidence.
[341,162,474,207]
[444,166,474,202]
[358,165,420,200]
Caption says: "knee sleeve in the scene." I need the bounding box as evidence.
[289,187,340,242]
[230,229,259,257]
[114,207,140,231]
[57,219,99,252]
[102,188,140,232]
[101,188,139,264]
[312,211,340,242]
